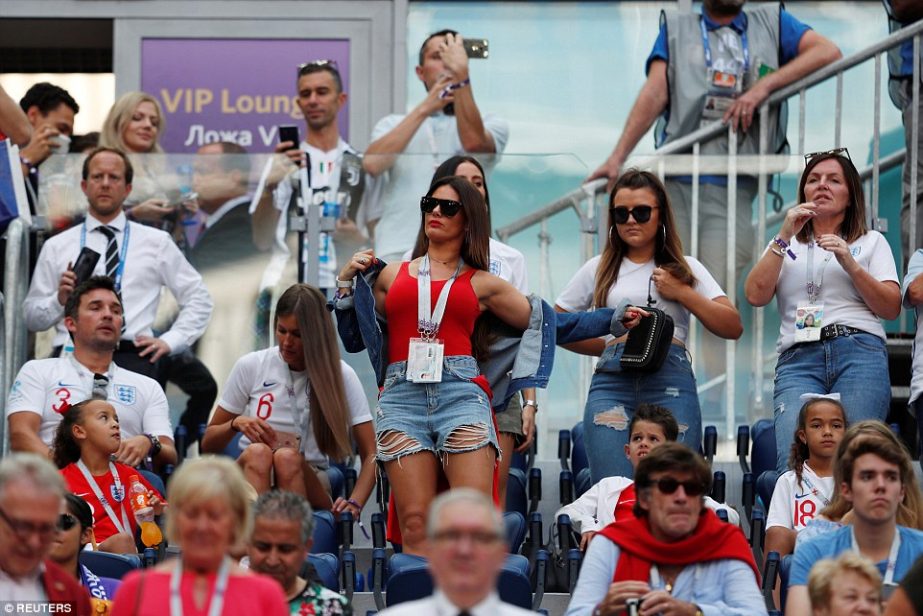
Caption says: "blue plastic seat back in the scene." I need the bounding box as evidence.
[751,419,776,479]
[222,432,243,459]
[571,422,588,478]
[138,469,166,498]
[506,468,527,516]
[511,451,529,472]
[504,511,526,553]
[79,551,141,580]
[327,464,345,500]
[306,553,339,591]
[779,553,793,610]
[757,470,781,512]
[311,510,338,554]
[499,554,532,609]
[575,467,593,499]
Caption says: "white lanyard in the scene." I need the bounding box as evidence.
[851,528,901,586]
[417,254,463,340]
[170,557,230,616]
[806,240,834,304]
[800,471,831,507]
[281,355,311,455]
[76,460,132,536]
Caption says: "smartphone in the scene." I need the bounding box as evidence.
[72,246,101,286]
[464,38,489,59]
[278,125,300,151]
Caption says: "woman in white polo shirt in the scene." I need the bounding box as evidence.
[202,283,374,515]
[745,149,901,473]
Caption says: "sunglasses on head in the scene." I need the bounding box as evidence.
[58,513,78,532]
[644,477,707,497]
[611,205,656,225]
[804,147,851,165]
[297,59,338,76]
[420,196,462,217]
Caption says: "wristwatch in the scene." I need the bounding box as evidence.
[335,278,355,289]
[146,433,163,456]
[522,398,538,412]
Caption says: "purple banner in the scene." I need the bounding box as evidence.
[141,38,350,153]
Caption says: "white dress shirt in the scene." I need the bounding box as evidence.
[378,590,533,616]
[23,211,213,354]
[0,565,46,601]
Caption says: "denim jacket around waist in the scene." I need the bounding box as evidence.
[329,259,630,411]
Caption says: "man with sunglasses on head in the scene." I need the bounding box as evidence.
[257,59,368,297]
[362,29,509,264]
[0,452,92,610]
[565,442,766,616]
[7,276,175,469]
[588,0,840,292]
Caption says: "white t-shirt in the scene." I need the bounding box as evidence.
[766,463,835,532]
[901,249,923,405]
[366,112,509,259]
[218,347,372,465]
[773,231,898,353]
[555,255,725,344]
[6,357,173,446]
[401,237,529,294]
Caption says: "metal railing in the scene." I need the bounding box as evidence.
[1,218,30,456]
[498,18,923,440]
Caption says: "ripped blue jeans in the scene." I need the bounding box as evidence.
[583,343,702,482]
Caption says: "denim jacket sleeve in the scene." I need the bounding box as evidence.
[330,259,388,386]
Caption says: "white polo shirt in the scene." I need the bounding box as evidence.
[7,356,172,446]
[218,347,371,465]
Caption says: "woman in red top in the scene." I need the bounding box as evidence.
[337,176,534,554]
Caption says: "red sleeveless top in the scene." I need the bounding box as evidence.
[385,262,480,362]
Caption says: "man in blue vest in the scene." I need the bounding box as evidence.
[884,0,923,268]
[589,0,841,292]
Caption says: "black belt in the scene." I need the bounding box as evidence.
[819,324,864,341]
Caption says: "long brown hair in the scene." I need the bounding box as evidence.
[795,152,867,244]
[413,176,490,271]
[593,169,695,308]
[275,284,352,461]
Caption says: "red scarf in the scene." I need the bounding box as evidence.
[597,508,760,584]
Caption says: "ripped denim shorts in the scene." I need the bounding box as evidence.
[375,355,499,462]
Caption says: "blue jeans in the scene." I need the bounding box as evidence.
[583,343,702,482]
[773,331,891,472]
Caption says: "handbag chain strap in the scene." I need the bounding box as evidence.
[646,274,658,308]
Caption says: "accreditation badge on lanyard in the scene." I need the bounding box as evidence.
[794,242,832,343]
[699,18,748,124]
[407,255,462,383]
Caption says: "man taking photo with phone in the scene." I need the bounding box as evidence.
[362,29,509,263]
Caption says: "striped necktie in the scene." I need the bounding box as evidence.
[96,225,120,280]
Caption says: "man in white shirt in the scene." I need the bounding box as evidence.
[9,275,176,468]
[363,29,509,263]
[23,147,213,381]
[0,453,92,608]
[257,60,368,295]
[379,488,532,616]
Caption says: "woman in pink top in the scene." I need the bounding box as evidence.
[111,457,288,616]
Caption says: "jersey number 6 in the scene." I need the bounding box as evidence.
[256,393,274,419]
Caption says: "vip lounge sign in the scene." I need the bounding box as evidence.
[141,38,350,153]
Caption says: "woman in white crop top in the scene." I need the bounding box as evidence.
[556,169,742,481]
[745,150,900,473]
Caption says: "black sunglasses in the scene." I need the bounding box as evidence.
[611,205,657,225]
[804,147,851,165]
[644,477,707,497]
[420,196,462,217]
[59,513,79,532]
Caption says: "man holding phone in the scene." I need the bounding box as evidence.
[362,29,509,263]
[256,60,367,294]
[23,147,213,382]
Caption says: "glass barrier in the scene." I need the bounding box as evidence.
[25,147,906,460]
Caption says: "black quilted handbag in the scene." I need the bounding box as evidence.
[619,275,675,372]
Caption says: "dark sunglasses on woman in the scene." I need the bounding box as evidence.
[611,205,657,225]
[642,477,707,496]
[420,196,462,217]
[58,513,79,531]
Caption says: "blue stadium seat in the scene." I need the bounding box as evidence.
[504,511,526,553]
[779,553,793,611]
[571,422,588,479]
[327,464,345,501]
[751,419,776,479]
[305,553,339,591]
[385,553,532,609]
[311,510,338,554]
[506,468,527,516]
[575,467,593,498]
[222,432,243,459]
[757,470,781,512]
[79,551,141,580]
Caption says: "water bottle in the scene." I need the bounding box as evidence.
[128,475,154,523]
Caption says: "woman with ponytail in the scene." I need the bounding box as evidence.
[202,283,374,516]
